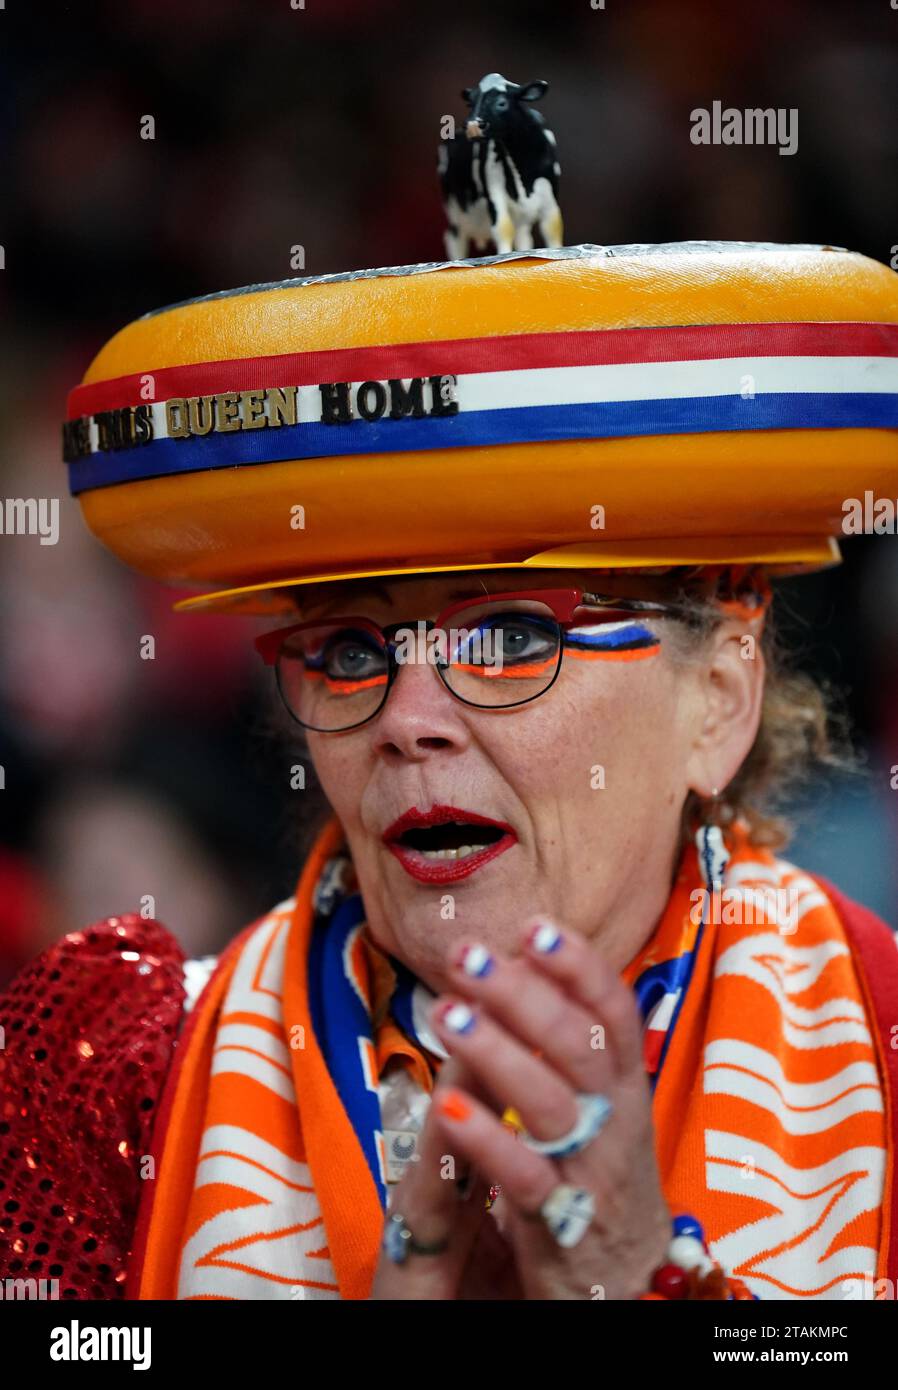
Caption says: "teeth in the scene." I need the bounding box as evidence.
[417,844,490,860]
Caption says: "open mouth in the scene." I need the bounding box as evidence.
[383,805,517,882]
[394,820,507,861]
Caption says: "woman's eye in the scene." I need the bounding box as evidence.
[497,622,536,655]
[465,615,556,664]
[324,633,385,680]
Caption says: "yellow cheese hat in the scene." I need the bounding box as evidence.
[63,241,898,616]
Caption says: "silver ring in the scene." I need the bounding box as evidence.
[520,1092,613,1159]
[383,1212,450,1265]
[540,1184,595,1248]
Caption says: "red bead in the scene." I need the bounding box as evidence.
[652,1262,690,1299]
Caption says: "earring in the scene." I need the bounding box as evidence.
[702,786,724,829]
[696,787,729,896]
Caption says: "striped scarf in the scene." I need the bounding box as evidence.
[131,815,889,1300]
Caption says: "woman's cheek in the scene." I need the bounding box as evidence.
[564,665,680,805]
[306,738,366,831]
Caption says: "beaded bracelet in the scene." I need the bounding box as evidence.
[639,1215,758,1301]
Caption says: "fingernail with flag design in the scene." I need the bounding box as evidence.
[453,942,495,977]
[434,999,477,1035]
[526,919,563,954]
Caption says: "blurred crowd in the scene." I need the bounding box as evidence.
[1,0,896,985]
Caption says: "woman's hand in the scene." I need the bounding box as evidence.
[368,1054,522,1299]
[426,921,672,1301]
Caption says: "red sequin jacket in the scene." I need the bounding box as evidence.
[0,916,186,1299]
[1,882,896,1300]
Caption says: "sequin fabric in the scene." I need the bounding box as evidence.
[0,916,186,1299]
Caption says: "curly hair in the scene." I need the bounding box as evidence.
[667,585,857,852]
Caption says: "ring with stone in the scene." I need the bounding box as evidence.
[383,1211,451,1265]
[519,1092,613,1159]
[539,1183,596,1248]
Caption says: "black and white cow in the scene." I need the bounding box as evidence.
[438,73,563,259]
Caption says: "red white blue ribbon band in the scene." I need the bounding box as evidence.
[65,322,898,495]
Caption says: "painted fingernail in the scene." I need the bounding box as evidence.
[527,919,563,954]
[437,1089,472,1122]
[435,1000,477,1035]
[454,942,495,978]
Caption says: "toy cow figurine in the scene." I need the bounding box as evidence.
[438,72,563,259]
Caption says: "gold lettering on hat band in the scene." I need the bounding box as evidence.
[62,377,459,462]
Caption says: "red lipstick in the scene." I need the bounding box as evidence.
[382,803,517,883]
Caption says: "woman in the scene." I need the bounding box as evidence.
[3,241,898,1300]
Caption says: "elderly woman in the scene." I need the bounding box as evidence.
[2,242,897,1302]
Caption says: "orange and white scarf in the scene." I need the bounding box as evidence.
[129,815,894,1300]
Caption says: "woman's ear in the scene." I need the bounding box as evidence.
[685,622,766,799]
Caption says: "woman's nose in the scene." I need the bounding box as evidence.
[370,657,471,758]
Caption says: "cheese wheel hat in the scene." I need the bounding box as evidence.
[63,241,898,616]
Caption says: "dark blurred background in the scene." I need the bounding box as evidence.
[1,0,897,983]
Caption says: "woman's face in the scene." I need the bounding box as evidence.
[297,569,761,991]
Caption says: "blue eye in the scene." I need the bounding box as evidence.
[322,629,387,682]
[454,613,557,667]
